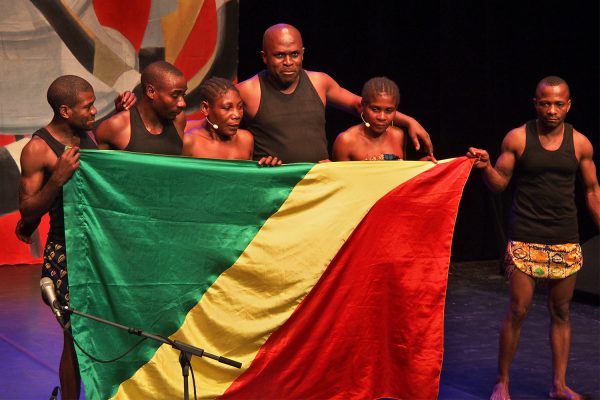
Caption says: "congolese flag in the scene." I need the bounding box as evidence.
[63,151,473,399]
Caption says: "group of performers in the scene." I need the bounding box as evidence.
[15,23,600,400]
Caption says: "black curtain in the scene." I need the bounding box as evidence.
[238,1,599,261]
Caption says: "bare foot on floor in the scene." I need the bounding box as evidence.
[490,382,511,400]
[549,386,583,400]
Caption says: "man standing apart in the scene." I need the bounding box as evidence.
[96,61,187,154]
[237,23,434,163]
[467,76,599,400]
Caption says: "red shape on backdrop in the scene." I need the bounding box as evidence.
[0,135,16,147]
[174,0,218,80]
[0,211,50,266]
[93,0,151,51]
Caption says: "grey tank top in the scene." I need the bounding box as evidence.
[245,70,328,163]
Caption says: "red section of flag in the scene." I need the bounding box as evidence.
[0,211,50,266]
[222,158,474,399]
[93,1,151,51]
[174,0,217,80]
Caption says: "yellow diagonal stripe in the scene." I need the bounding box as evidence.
[114,160,448,399]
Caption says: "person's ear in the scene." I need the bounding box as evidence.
[200,100,210,117]
[359,100,366,113]
[261,50,267,65]
[146,84,156,100]
[59,104,71,119]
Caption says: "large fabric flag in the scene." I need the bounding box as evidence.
[63,151,473,399]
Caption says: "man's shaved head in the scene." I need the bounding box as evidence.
[262,23,303,51]
[141,61,184,91]
[535,75,570,99]
[47,75,93,113]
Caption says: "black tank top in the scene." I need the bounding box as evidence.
[33,128,97,243]
[509,121,579,244]
[245,70,328,163]
[125,106,183,155]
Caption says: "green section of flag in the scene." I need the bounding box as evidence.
[63,150,312,400]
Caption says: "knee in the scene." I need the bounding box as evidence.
[507,302,530,325]
[548,301,570,323]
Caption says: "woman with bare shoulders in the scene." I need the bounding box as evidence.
[183,77,281,166]
[332,77,407,161]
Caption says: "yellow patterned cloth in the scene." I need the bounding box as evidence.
[504,240,582,279]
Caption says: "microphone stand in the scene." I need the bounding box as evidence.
[57,303,241,400]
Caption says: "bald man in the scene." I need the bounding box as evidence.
[236,23,434,163]
[96,61,187,154]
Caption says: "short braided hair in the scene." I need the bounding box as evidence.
[198,77,239,105]
[361,77,400,107]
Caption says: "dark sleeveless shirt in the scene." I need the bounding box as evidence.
[32,128,97,243]
[509,121,579,244]
[245,69,328,163]
[125,106,183,155]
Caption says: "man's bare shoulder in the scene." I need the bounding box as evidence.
[95,109,130,149]
[502,125,526,151]
[22,135,49,155]
[573,128,594,157]
[305,70,329,79]
[305,70,334,87]
[236,75,260,94]
[96,110,130,135]
[20,135,53,170]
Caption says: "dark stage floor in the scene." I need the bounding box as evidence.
[0,261,598,399]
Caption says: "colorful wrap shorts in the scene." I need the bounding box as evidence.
[504,240,582,279]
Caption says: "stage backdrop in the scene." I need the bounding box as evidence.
[63,151,472,399]
[0,0,239,265]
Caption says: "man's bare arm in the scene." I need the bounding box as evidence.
[467,129,524,193]
[18,143,80,237]
[576,133,600,228]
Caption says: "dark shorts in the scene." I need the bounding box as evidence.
[41,241,70,305]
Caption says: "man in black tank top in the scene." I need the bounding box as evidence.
[236,23,436,163]
[17,75,101,399]
[467,76,600,400]
[96,61,187,155]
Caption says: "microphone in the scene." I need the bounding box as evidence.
[40,277,62,319]
[206,117,219,130]
[360,112,370,128]
[49,386,59,400]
